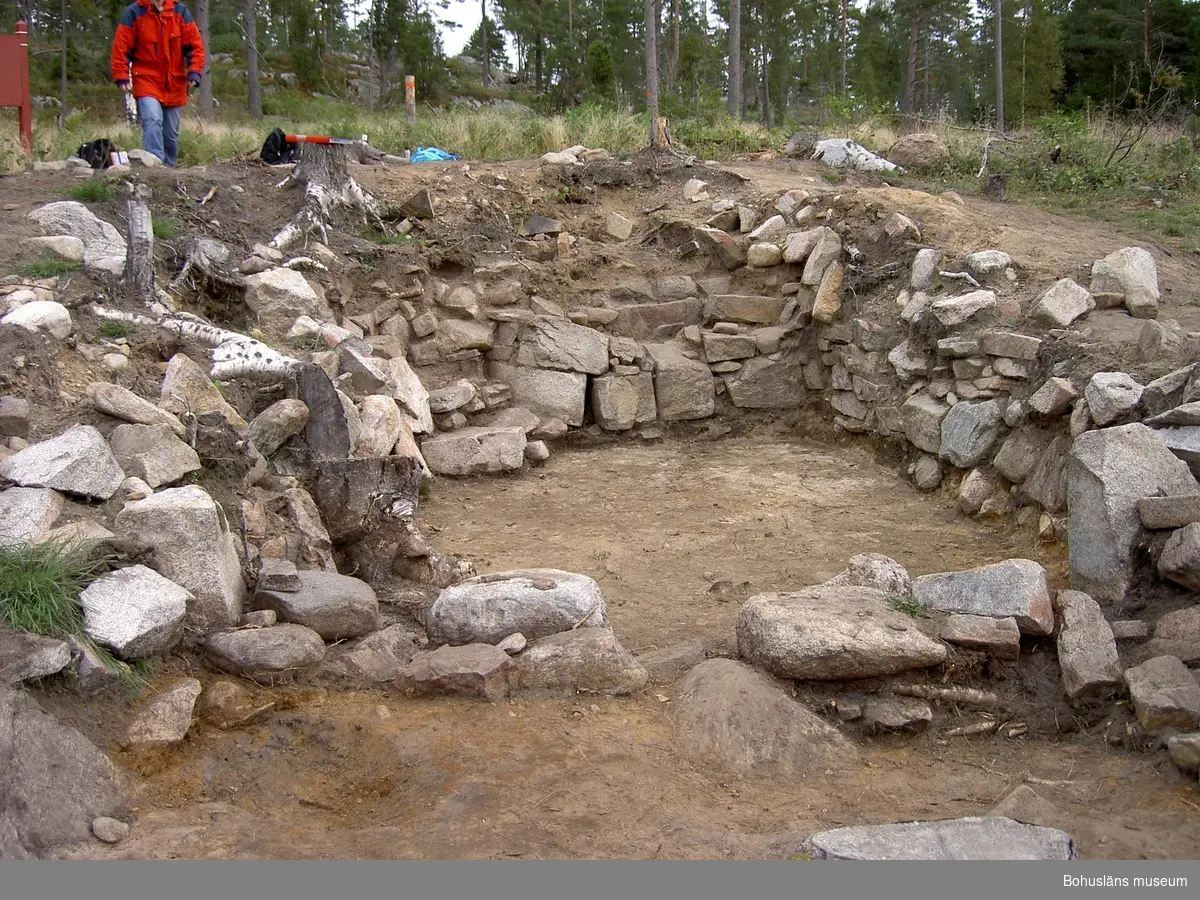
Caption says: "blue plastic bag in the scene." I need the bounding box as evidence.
[410,146,461,163]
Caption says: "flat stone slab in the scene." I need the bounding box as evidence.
[911,559,1053,636]
[512,628,648,698]
[736,585,948,680]
[804,816,1077,860]
[254,571,378,642]
[395,643,517,701]
[938,614,1020,660]
[0,425,125,500]
[79,565,190,660]
[1139,495,1200,530]
[0,625,71,683]
[1124,655,1200,731]
[1053,590,1121,703]
[203,624,326,682]
[123,678,202,747]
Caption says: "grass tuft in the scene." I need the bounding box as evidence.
[885,593,930,618]
[152,216,180,240]
[0,537,147,692]
[97,319,134,339]
[18,259,81,278]
[65,180,116,203]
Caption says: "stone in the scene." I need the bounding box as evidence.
[702,331,757,363]
[981,331,1042,361]
[1139,495,1200,530]
[247,399,308,456]
[902,394,950,454]
[959,468,1000,515]
[395,644,518,701]
[992,428,1052,484]
[1084,372,1143,426]
[911,249,940,290]
[107,424,201,489]
[913,455,942,491]
[939,399,1003,468]
[702,295,787,326]
[886,133,951,171]
[518,317,609,375]
[805,817,1076,860]
[27,200,127,267]
[1157,522,1200,591]
[636,639,706,685]
[498,632,527,654]
[126,147,160,167]
[204,624,325,680]
[693,226,745,269]
[0,398,29,442]
[254,570,378,641]
[427,568,608,646]
[421,426,527,476]
[0,488,63,546]
[863,697,933,733]
[1030,278,1094,327]
[964,250,1012,276]
[747,243,783,267]
[196,680,272,729]
[801,228,842,286]
[824,554,912,596]
[1123,656,1200,730]
[748,215,789,243]
[2,300,72,339]
[513,628,648,697]
[884,212,921,240]
[673,659,858,779]
[90,383,183,438]
[736,585,948,680]
[160,353,246,428]
[911,559,1053,635]
[79,565,189,660]
[0,425,124,501]
[1027,377,1077,417]
[428,380,476,415]
[438,319,495,354]
[682,178,709,200]
[1146,401,1200,428]
[0,683,128,857]
[1068,424,1200,604]
[257,558,301,592]
[0,625,71,684]
[643,344,715,422]
[91,817,130,844]
[782,228,821,263]
[1153,426,1200,474]
[812,261,844,324]
[1111,619,1151,641]
[337,344,390,395]
[939,614,1021,659]
[1168,734,1200,774]
[244,268,330,330]
[931,290,996,327]
[386,357,433,435]
[411,312,437,337]
[724,358,805,409]
[1090,247,1159,319]
[605,212,634,240]
[491,363,587,427]
[21,235,85,263]
[592,373,654,431]
[1053,590,1121,703]
[114,486,247,633]
[438,286,480,320]
[322,624,418,685]
[1142,367,1194,416]
[1023,434,1071,513]
[611,298,702,339]
[354,395,404,458]
[123,678,202,747]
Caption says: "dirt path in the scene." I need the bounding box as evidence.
[70,437,1200,860]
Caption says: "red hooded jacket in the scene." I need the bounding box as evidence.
[110,0,205,108]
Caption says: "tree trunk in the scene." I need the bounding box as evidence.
[904,15,918,113]
[727,0,741,118]
[1144,0,1150,63]
[481,0,489,84]
[196,0,213,120]
[245,0,262,118]
[124,201,155,307]
[995,0,1005,131]
[670,0,679,91]
[840,0,847,93]
[645,0,661,145]
[58,0,67,124]
[759,2,771,128]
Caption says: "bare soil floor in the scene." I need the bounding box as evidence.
[64,437,1200,860]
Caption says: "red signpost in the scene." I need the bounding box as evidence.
[0,21,33,154]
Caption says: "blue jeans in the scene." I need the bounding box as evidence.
[136,96,182,166]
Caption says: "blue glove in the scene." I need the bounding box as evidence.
[187,72,201,86]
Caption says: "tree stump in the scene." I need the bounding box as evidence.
[983,173,1008,202]
[125,200,155,307]
[270,141,387,251]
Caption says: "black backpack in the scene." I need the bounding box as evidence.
[260,128,299,165]
[77,139,117,170]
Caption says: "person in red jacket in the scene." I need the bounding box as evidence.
[110,0,205,167]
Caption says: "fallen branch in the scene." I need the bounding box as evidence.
[945,721,999,737]
[91,304,301,382]
[892,683,1007,709]
[939,270,982,289]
